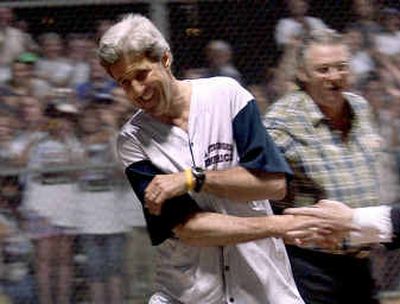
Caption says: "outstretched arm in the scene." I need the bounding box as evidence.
[126,160,330,247]
[173,211,332,247]
[284,199,393,246]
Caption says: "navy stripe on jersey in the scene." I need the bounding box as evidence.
[125,160,201,246]
[387,205,400,249]
[233,99,293,176]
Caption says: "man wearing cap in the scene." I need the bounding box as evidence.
[0,52,47,98]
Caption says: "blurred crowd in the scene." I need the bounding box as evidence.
[0,7,144,304]
[0,0,398,303]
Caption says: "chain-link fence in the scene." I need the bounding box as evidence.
[0,0,399,303]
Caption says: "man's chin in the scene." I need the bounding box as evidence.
[147,107,165,118]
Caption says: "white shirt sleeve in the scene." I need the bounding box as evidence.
[350,206,393,245]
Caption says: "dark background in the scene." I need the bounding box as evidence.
[10,0,400,83]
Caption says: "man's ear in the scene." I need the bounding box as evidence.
[297,67,308,83]
[162,52,171,68]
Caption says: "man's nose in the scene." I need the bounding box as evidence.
[130,79,145,97]
[326,68,342,81]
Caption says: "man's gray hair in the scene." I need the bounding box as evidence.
[297,28,345,69]
[97,14,171,71]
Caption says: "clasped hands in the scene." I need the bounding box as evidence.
[282,200,357,249]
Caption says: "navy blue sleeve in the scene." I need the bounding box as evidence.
[125,160,201,246]
[233,99,292,176]
[386,205,400,250]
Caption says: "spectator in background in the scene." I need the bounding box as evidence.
[0,194,37,304]
[0,52,48,99]
[362,74,394,130]
[35,33,74,94]
[22,102,81,304]
[264,29,384,304]
[348,0,382,51]
[343,27,375,89]
[75,56,117,106]
[275,0,329,49]
[0,104,23,212]
[0,8,37,84]
[202,40,243,83]
[14,19,29,33]
[0,103,24,169]
[374,7,400,57]
[0,95,47,198]
[376,52,400,102]
[274,0,329,95]
[66,33,92,88]
[14,96,47,160]
[184,40,243,83]
[76,103,134,304]
[12,18,38,57]
[0,103,37,303]
[361,75,400,203]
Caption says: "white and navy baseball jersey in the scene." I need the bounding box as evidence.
[118,77,303,304]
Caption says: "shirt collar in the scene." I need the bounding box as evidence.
[300,92,326,127]
[301,91,357,127]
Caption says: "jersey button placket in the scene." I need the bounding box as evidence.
[223,248,234,304]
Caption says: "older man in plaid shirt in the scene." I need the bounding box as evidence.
[264,28,382,304]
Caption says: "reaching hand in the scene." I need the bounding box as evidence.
[144,172,188,215]
[275,214,341,249]
[278,200,361,249]
[283,199,356,232]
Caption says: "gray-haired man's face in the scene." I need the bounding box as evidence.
[302,43,350,107]
[109,53,173,117]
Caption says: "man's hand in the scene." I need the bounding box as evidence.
[283,199,356,232]
[274,214,340,248]
[144,172,187,215]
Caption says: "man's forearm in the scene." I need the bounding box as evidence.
[172,212,320,247]
[173,212,285,246]
[202,166,287,202]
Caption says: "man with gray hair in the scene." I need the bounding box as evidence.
[264,28,383,303]
[97,13,330,304]
[203,40,243,83]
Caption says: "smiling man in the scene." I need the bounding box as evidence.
[264,29,382,304]
[95,14,333,304]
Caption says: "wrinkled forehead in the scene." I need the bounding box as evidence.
[108,53,151,80]
[304,43,350,66]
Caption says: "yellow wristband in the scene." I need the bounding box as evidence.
[184,168,195,191]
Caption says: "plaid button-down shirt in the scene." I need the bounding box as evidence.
[264,90,381,209]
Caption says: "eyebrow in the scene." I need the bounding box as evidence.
[116,68,136,84]
[313,61,349,67]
